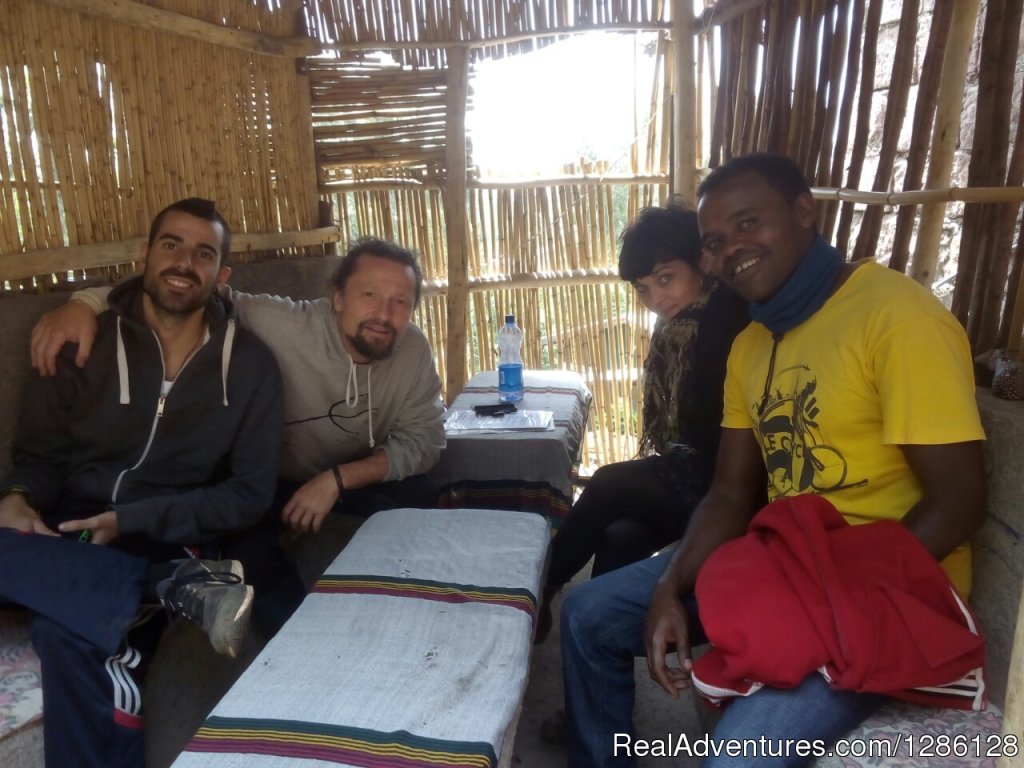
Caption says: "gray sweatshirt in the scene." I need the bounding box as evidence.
[75,286,445,484]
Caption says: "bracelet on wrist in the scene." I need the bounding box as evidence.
[331,465,344,495]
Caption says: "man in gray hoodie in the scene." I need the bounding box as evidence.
[30,237,445,634]
[0,197,284,768]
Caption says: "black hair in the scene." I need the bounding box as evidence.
[329,237,424,306]
[698,153,812,205]
[618,201,703,282]
[147,198,231,265]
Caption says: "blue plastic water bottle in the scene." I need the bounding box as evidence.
[497,314,524,403]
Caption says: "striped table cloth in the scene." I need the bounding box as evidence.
[174,507,549,768]
[431,370,592,527]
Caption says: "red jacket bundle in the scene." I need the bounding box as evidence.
[691,495,986,710]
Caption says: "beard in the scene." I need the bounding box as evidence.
[143,267,214,317]
[347,320,397,361]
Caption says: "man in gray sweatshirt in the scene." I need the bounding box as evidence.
[30,238,445,634]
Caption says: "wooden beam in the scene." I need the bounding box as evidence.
[442,47,471,402]
[319,174,671,193]
[808,186,1024,205]
[317,23,671,52]
[289,2,323,227]
[421,268,621,296]
[0,226,341,282]
[699,0,768,29]
[672,0,698,202]
[35,0,316,58]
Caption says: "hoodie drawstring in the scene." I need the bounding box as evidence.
[220,320,235,406]
[115,317,231,407]
[344,353,375,449]
[116,317,130,404]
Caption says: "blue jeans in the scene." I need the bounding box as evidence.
[559,549,885,768]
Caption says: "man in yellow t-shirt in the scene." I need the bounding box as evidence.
[721,256,982,596]
[558,153,986,768]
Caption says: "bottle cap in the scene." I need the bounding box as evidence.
[505,314,515,324]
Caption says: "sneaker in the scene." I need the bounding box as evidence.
[157,559,253,658]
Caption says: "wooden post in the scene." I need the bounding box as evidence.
[443,46,470,402]
[289,0,322,233]
[909,0,981,286]
[672,0,697,203]
[998,578,1024,768]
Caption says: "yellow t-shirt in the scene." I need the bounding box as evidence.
[723,261,985,596]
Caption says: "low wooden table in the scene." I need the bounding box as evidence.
[431,369,592,528]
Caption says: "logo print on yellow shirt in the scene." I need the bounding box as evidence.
[756,364,867,499]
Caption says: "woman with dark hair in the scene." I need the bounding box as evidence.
[535,202,750,643]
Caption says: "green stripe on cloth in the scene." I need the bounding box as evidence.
[186,715,497,767]
[311,575,538,623]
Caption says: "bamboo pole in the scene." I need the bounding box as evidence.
[823,0,863,240]
[768,1,798,155]
[958,0,1022,347]
[850,0,918,264]
[672,0,697,202]
[908,0,982,286]
[786,0,815,164]
[443,46,470,401]
[809,186,1024,205]
[997,98,1024,349]
[754,0,783,152]
[707,16,728,168]
[835,0,882,253]
[806,0,836,179]
[888,0,953,273]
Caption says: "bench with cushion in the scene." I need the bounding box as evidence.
[171,506,550,768]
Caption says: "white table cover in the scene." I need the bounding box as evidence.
[174,507,549,768]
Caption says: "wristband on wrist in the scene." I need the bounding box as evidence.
[331,465,344,495]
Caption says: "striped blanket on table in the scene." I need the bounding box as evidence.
[432,369,592,528]
[174,507,550,768]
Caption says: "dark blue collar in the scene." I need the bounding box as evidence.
[749,236,845,335]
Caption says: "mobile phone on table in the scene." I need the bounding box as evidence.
[473,402,517,417]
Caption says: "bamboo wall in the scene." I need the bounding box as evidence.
[0,0,319,290]
[314,13,674,467]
